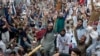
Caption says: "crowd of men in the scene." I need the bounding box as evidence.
[0,0,100,56]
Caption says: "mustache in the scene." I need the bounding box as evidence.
[47,28,53,33]
[60,34,65,37]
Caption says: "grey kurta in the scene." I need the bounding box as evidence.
[41,31,55,55]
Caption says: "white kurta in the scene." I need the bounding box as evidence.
[0,41,6,52]
[87,0,96,7]
[83,19,88,28]
[56,34,71,54]
[66,30,77,48]
[26,0,31,6]
[97,20,100,35]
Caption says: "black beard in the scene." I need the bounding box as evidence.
[39,25,41,28]
[47,28,53,33]
[60,34,65,37]
[79,42,85,45]
[76,25,83,29]
[32,31,35,34]
[30,24,35,27]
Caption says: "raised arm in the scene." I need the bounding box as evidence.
[91,0,95,11]
[56,0,62,11]
[56,35,60,51]
[86,36,92,48]
[73,28,79,44]
[42,11,48,28]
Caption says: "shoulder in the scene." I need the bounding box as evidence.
[0,41,5,46]
[57,34,61,38]
[65,33,71,37]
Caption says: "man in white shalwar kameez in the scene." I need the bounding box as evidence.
[56,29,71,54]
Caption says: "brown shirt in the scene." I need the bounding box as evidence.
[74,29,92,56]
[88,11,100,24]
[88,0,100,25]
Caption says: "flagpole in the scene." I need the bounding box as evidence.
[27,45,42,56]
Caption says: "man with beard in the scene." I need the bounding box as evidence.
[56,29,71,54]
[74,19,86,40]
[41,23,56,56]
[1,17,10,45]
[55,12,65,33]
[74,34,92,56]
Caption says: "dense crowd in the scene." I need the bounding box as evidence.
[0,0,100,56]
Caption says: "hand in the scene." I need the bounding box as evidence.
[23,38,27,41]
[24,53,28,56]
[63,43,69,46]
[33,41,37,44]
[73,7,77,11]
[2,25,6,29]
[2,18,6,22]
[10,39,15,43]
[73,25,77,30]
[53,53,60,56]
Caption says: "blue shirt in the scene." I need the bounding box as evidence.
[76,27,86,40]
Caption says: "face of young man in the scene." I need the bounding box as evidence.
[71,51,79,56]
[47,25,53,33]
[60,30,66,37]
[76,19,83,29]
